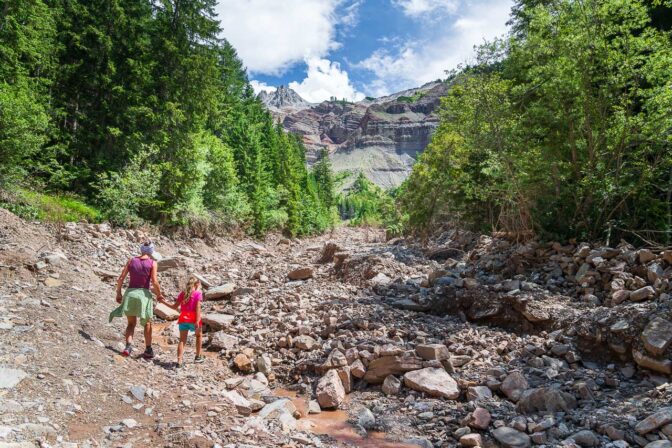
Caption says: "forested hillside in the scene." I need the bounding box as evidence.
[0,0,334,236]
[399,0,672,244]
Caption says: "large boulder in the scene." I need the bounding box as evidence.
[403,367,459,399]
[363,353,424,384]
[516,387,577,414]
[204,283,235,300]
[316,369,345,409]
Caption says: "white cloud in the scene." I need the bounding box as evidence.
[393,0,459,17]
[289,58,365,103]
[216,0,341,75]
[358,0,513,95]
[249,80,275,94]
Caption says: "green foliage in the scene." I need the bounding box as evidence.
[0,0,337,236]
[0,189,100,223]
[401,0,672,243]
[397,91,426,103]
[338,173,403,235]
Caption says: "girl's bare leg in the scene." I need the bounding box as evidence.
[195,328,202,357]
[177,330,188,363]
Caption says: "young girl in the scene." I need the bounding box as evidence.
[160,276,204,368]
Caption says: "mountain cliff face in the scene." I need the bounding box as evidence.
[262,81,449,190]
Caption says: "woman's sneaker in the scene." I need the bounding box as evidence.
[142,346,155,360]
[194,355,206,364]
[121,344,133,357]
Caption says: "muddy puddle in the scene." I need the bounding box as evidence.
[275,389,420,448]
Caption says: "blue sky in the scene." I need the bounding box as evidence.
[215,0,514,102]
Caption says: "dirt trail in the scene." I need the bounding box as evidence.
[1,208,671,448]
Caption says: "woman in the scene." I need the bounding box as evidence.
[109,241,164,359]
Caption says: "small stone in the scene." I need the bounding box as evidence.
[569,429,599,446]
[460,433,483,447]
[501,371,528,402]
[382,375,401,395]
[467,386,493,401]
[121,419,138,429]
[222,390,252,416]
[639,249,657,263]
[295,335,316,351]
[288,267,313,280]
[308,400,321,414]
[630,286,655,302]
[492,427,531,448]
[351,359,366,378]
[233,353,254,373]
[466,407,491,430]
[357,407,376,430]
[129,385,145,402]
[641,317,672,356]
[415,343,450,361]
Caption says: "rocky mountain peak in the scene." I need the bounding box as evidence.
[259,85,311,111]
[268,81,450,190]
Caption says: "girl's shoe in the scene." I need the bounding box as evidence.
[121,344,133,357]
[194,355,206,364]
[175,361,184,370]
[142,346,155,360]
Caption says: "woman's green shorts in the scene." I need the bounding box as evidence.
[109,288,154,326]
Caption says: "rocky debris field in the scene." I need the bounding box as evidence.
[1,208,672,448]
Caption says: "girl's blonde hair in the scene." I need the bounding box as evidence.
[180,275,200,304]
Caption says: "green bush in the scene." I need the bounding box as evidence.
[1,189,101,223]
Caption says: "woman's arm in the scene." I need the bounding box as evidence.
[150,261,163,300]
[116,260,131,303]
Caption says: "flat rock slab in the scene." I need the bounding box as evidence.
[204,283,236,300]
[636,408,672,434]
[0,368,27,389]
[154,303,179,321]
[202,314,235,331]
[288,267,313,281]
[492,427,531,448]
[363,354,424,384]
[403,367,459,399]
[642,317,672,356]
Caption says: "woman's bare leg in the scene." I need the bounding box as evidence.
[125,316,137,345]
[143,321,152,348]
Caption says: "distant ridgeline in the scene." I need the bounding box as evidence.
[260,81,449,191]
[0,0,336,236]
